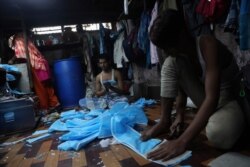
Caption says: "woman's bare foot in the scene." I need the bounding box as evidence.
[140,121,170,141]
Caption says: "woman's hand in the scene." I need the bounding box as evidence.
[147,139,187,162]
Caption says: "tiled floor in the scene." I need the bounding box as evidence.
[0,104,249,167]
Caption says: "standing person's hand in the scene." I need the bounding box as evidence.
[147,139,187,161]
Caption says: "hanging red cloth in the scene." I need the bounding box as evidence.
[196,0,230,22]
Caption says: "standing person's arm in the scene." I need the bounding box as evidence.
[178,35,220,147]
[140,97,174,141]
[147,35,220,161]
[170,89,187,135]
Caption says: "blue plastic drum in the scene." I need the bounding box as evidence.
[53,57,85,108]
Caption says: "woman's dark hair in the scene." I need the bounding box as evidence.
[150,9,185,48]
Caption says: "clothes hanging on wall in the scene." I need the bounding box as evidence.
[122,19,136,63]
[123,27,146,67]
[90,33,102,76]
[148,1,159,65]
[181,0,212,37]
[195,0,230,23]
[99,23,107,54]
[81,32,94,80]
[138,11,151,68]
[113,22,129,68]
[127,19,136,35]
[215,25,250,69]
[162,0,178,10]
[99,24,114,60]
[224,0,239,34]
[239,0,250,50]
[122,26,135,63]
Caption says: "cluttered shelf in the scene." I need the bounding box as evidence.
[37,41,82,52]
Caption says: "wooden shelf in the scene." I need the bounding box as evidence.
[37,41,82,51]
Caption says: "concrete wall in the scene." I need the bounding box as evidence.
[132,63,161,99]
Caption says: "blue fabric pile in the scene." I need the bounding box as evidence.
[79,95,128,110]
[0,64,19,81]
[48,98,192,166]
[0,64,19,72]
[49,98,157,151]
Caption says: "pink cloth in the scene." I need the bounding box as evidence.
[35,60,51,81]
[11,34,51,81]
[12,34,48,71]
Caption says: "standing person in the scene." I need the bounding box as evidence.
[95,56,128,97]
[8,33,60,113]
[141,9,245,161]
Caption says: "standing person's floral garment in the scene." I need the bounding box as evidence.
[9,33,60,111]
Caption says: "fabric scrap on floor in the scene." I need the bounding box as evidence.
[79,94,128,110]
[32,129,49,135]
[99,138,119,148]
[26,134,52,144]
